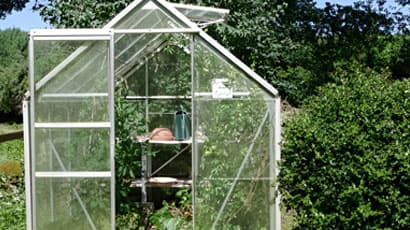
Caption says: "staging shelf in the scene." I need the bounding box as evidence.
[130,178,192,188]
[133,136,205,144]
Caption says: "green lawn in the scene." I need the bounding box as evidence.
[0,123,24,163]
[0,123,26,230]
[0,123,22,134]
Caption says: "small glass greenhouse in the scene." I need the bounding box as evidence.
[23,0,281,229]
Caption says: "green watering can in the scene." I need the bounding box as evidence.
[174,106,190,140]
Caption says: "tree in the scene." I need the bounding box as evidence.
[37,0,409,106]
[0,0,29,19]
[38,0,132,28]
[0,28,28,114]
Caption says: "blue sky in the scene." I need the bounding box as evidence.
[0,0,405,31]
[0,1,50,31]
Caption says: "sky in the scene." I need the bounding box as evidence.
[0,1,50,31]
[0,0,406,31]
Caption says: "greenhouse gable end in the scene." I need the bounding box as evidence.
[24,0,281,229]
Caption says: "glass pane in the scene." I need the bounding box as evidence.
[35,128,110,171]
[35,177,111,230]
[195,99,272,179]
[194,38,267,97]
[115,33,191,97]
[195,180,273,229]
[34,40,78,83]
[175,7,227,23]
[113,0,187,29]
[34,40,109,91]
[147,36,191,96]
[193,38,276,229]
[35,97,109,123]
[114,33,166,80]
[147,99,191,135]
[34,40,110,122]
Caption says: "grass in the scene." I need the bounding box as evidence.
[0,122,26,230]
[0,123,22,134]
[0,123,24,163]
[0,139,24,163]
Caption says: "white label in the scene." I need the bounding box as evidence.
[211,79,233,99]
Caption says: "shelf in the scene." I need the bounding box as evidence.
[134,136,205,144]
[130,178,192,188]
[124,92,251,100]
[125,95,191,100]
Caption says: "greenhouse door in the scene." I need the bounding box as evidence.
[28,30,115,230]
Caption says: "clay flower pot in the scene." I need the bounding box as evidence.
[150,128,174,141]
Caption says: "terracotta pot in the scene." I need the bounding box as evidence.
[150,128,174,141]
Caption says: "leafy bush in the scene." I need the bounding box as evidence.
[279,66,410,228]
[115,212,141,230]
[150,188,192,230]
[0,175,25,230]
[115,86,146,214]
[0,161,22,177]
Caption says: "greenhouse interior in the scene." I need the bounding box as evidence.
[23,0,281,229]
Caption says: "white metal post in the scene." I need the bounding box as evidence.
[28,33,37,230]
[190,34,196,229]
[23,100,32,230]
[109,31,116,230]
[273,97,281,230]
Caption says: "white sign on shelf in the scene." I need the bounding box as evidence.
[211,78,233,99]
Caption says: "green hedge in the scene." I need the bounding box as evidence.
[279,66,410,228]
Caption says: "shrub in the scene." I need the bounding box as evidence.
[279,67,410,228]
[150,188,192,230]
[0,175,25,230]
[0,161,22,177]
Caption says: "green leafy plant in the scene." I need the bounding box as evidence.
[0,175,25,230]
[116,211,142,230]
[115,85,146,214]
[150,188,192,230]
[279,66,410,228]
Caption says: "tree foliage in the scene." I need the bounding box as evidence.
[279,66,410,228]
[0,0,28,19]
[38,0,132,28]
[0,28,28,114]
[36,0,409,105]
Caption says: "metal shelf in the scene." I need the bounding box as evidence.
[130,178,192,188]
[134,137,205,144]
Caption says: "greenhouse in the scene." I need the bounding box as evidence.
[23,0,281,229]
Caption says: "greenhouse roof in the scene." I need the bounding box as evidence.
[31,0,278,97]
